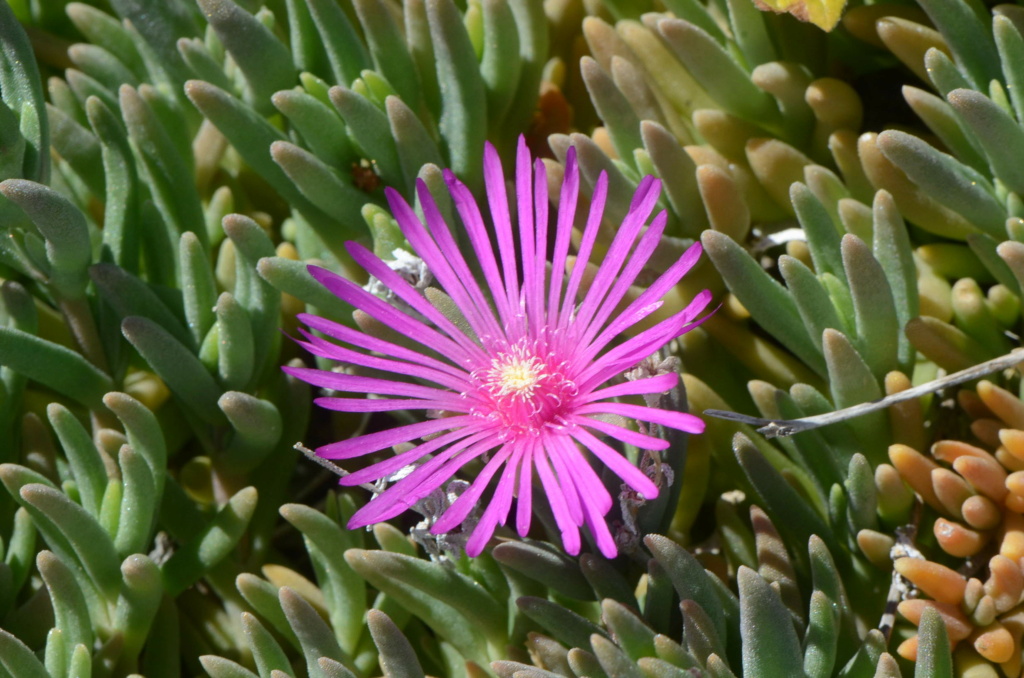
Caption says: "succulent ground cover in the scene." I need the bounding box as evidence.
[6,0,1024,677]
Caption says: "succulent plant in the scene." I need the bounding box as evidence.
[11,0,1024,676]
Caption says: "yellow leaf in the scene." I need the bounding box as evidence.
[752,0,847,32]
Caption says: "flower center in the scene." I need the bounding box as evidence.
[473,342,577,437]
[490,354,542,399]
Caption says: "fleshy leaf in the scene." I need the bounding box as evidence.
[161,486,258,595]
[738,567,804,678]
[492,541,595,601]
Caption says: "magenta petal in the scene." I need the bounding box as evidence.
[349,434,496,526]
[306,265,481,366]
[297,314,469,382]
[314,397,461,413]
[284,365,454,401]
[294,330,470,392]
[317,415,476,459]
[569,425,659,499]
[340,428,486,486]
[548,147,578,325]
[573,181,661,336]
[582,496,619,559]
[516,442,534,537]
[546,434,584,525]
[550,436,612,514]
[579,402,706,434]
[534,448,581,555]
[432,444,514,534]
[558,171,608,328]
[576,211,668,348]
[581,373,679,403]
[464,446,523,555]
[575,416,670,452]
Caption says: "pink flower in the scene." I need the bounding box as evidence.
[285,137,712,558]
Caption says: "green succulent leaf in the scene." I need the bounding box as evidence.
[778,255,844,356]
[218,392,282,470]
[19,483,122,601]
[947,87,1024,198]
[645,535,729,651]
[367,609,425,678]
[995,15,1024,123]
[69,43,140,92]
[280,502,366,654]
[581,58,643,168]
[387,96,445,195]
[353,0,422,111]
[871,190,918,371]
[237,573,303,650]
[0,627,49,678]
[568,648,610,678]
[200,656,260,678]
[591,634,644,678]
[114,445,157,556]
[113,553,163,664]
[835,630,886,677]
[199,0,295,112]
[37,551,95,652]
[184,80,349,257]
[680,600,726,669]
[603,600,656,662]
[306,0,372,87]
[47,104,104,197]
[738,566,804,678]
[842,234,899,381]
[822,329,890,462]
[579,554,636,607]
[915,605,953,677]
[280,586,353,678]
[0,0,48,183]
[701,230,826,376]
[346,548,506,658]
[86,96,140,273]
[428,0,487,188]
[656,18,779,127]
[917,0,1001,90]
[642,121,708,236]
[270,140,373,239]
[791,182,845,281]
[734,434,838,559]
[242,612,292,678]
[213,294,255,391]
[161,486,258,595]
[517,595,608,652]
[318,657,358,678]
[272,88,354,167]
[901,86,988,175]
[103,392,167,500]
[179,231,217,346]
[5,507,35,594]
[726,0,777,67]
[121,315,225,425]
[0,179,91,296]
[107,0,200,87]
[91,262,194,350]
[876,129,1003,238]
[66,4,147,80]
[119,84,206,257]
[492,541,595,601]
[47,402,107,518]
[803,590,838,678]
